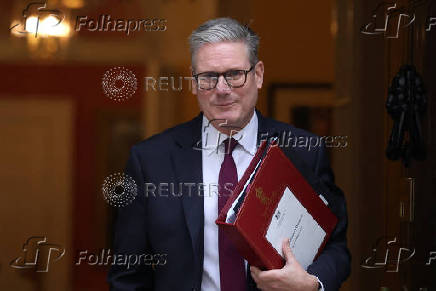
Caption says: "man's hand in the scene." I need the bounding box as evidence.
[250,238,319,291]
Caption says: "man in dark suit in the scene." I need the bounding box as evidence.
[108,18,350,291]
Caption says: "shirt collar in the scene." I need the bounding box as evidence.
[201,111,258,156]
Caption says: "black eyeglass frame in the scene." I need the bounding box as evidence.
[192,65,255,90]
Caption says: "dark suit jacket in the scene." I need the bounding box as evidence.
[107,110,351,291]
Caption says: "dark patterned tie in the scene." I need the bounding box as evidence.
[218,138,247,291]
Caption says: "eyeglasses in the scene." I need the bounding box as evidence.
[192,66,254,90]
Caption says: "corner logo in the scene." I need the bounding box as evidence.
[361,236,415,272]
[10,236,65,272]
[9,1,64,38]
[361,1,436,38]
[193,119,244,152]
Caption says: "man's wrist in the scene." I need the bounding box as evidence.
[306,274,320,291]
[312,275,325,291]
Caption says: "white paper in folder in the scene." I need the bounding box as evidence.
[265,187,326,270]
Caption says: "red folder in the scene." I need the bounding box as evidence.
[215,140,338,270]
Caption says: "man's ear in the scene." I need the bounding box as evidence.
[190,65,198,95]
[255,61,264,89]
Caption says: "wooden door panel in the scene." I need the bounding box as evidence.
[0,98,73,291]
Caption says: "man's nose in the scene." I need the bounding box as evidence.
[215,75,231,92]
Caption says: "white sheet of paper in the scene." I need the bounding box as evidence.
[265,187,326,270]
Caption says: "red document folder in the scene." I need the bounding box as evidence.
[215,140,338,270]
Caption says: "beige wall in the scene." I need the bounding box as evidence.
[0,99,73,291]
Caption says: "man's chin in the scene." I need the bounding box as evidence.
[209,111,240,126]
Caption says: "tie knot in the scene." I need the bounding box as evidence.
[223,138,238,155]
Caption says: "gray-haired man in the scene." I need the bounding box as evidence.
[108,18,350,291]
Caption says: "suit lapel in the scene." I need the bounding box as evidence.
[256,109,278,146]
[170,110,275,287]
[171,110,316,290]
[170,113,204,282]
[172,110,271,252]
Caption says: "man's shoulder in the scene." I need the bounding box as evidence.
[261,116,318,139]
[131,115,200,155]
[261,116,326,166]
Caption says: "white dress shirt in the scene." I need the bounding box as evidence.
[199,111,324,291]
[201,111,258,291]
